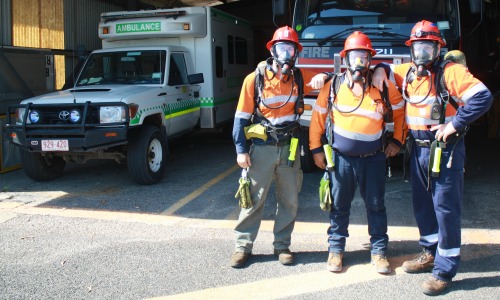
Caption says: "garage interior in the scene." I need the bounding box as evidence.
[0,0,499,173]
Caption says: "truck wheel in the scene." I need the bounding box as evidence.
[20,150,66,181]
[299,126,317,173]
[127,125,167,185]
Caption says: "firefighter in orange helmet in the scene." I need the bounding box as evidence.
[230,26,329,268]
[373,20,493,295]
[309,31,406,274]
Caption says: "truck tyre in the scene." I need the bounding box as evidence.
[299,126,317,173]
[20,150,66,181]
[127,125,167,185]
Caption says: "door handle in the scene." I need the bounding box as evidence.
[158,92,167,96]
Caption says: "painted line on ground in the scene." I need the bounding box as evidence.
[160,164,240,216]
[3,203,499,246]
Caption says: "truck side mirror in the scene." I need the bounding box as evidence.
[273,0,287,16]
[188,73,204,84]
[469,0,482,14]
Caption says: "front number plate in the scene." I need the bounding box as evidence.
[41,140,69,151]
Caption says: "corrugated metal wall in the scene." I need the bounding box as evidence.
[10,0,126,89]
[11,0,65,89]
[12,0,64,49]
[63,0,125,88]
[64,0,125,53]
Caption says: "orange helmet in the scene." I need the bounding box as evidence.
[339,31,376,58]
[405,20,446,47]
[266,26,303,52]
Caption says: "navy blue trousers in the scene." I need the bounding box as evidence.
[410,139,465,282]
[327,152,388,255]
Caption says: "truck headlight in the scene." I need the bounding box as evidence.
[70,109,81,123]
[100,106,126,123]
[29,110,41,124]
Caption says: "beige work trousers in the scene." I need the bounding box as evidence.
[234,143,303,253]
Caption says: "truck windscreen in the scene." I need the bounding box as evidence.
[77,50,166,86]
[293,0,459,47]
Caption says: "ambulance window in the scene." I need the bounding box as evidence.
[235,37,248,64]
[215,46,223,78]
[168,53,188,86]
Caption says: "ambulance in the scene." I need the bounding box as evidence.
[5,6,253,185]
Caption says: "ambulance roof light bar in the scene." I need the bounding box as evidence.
[101,10,187,23]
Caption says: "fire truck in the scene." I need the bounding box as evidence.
[5,6,253,184]
[277,0,494,172]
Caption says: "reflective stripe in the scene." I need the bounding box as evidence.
[264,114,296,125]
[334,125,383,141]
[235,111,252,120]
[462,82,488,104]
[438,245,461,257]
[260,94,299,106]
[313,104,328,114]
[406,116,440,126]
[392,99,405,110]
[334,105,384,121]
[421,233,439,243]
[407,95,438,104]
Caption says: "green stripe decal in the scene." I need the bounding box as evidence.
[200,97,237,107]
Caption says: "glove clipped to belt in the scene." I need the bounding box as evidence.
[235,168,252,209]
[319,171,332,211]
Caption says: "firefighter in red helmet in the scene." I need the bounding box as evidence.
[310,31,406,274]
[373,20,493,295]
[230,26,330,268]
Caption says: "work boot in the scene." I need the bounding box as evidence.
[402,250,435,273]
[230,251,250,268]
[371,254,391,274]
[421,276,450,296]
[326,252,343,272]
[274,248,294,265]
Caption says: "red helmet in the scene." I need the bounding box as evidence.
[405,20,446,47]
[339,31,376,58]
[266,26,303,52]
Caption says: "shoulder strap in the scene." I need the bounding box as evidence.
[328,73,343,111]
[253,61,267,103]
[293,67,304,116]
[380,82,393,123]
[435,59,459,110]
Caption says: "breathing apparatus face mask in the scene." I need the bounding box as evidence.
[346,50,371,83]
[411,41,439,77]
[272,42,299,76]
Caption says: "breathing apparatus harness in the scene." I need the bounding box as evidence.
[324,69,392,161]
[402,58,468,186]
[247,58,304,166]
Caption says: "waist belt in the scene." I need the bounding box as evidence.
[266,122,299,135]
[415,139,431,147]
[359,151,379,158]
[271,140,291,147]
[415,139,452,148]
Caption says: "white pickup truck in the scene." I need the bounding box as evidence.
[5,6,253,184]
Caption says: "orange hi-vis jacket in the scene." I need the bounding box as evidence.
[233,67,318,154]
[384,61,492,141]
[309,74,406,157]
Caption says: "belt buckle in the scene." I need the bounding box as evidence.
[359,152,376,158]
[415,139,431,147]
